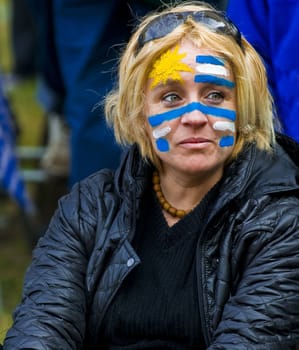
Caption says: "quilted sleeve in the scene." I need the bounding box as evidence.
[3,180,98,350]
[208,196,299,349]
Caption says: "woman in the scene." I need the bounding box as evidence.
[3,1,299,349]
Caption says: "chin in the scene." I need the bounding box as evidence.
[173,158,225,178]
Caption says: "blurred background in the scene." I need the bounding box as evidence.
[0,0,68,342]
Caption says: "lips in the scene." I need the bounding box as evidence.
[180,137,211,144]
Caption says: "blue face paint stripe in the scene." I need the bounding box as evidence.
[194,75,235,88]
[156,138,169,152]
[219,135,235,147]
[196,55,224,66]
[148,101,236,127]
[149,107,185,127]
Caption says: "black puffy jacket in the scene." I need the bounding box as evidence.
[3,135,299,349]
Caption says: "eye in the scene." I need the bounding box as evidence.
[205,91,224,104]
[163,92,182,104]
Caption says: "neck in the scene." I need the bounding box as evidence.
[157,167,222,211]
[153,171,191,218]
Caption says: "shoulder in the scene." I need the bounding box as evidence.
[44,169,119,252]
[232,194,299,260]
[211,193,299,348]
[237,194,299,229]
[59,169,116,214]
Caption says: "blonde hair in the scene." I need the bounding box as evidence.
[105,1,275,167]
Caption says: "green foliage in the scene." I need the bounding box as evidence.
[0,0,12,72]
[0,313,12,344]
[0,204,32,343]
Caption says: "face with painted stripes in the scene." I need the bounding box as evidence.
[144,39,237,178]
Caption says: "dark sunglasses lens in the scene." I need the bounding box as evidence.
[137,11,242,51]
[192,11,241,44]
[138,13,183,48]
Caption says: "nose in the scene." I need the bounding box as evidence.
[180,108,209,126]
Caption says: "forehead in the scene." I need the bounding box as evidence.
[147,39,234,90]
[148,39,234,78]
[178,40,230,69]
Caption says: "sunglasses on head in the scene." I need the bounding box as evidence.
[136,10,243,53]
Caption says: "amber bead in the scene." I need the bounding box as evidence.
[152,170,187,219]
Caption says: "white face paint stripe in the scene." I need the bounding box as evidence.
[152,126,172,139]
[213,121,236,132]
[196,63,228,77]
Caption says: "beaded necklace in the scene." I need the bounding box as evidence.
[152,170,190,218]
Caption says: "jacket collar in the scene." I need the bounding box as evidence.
[219,133,299,207]
[114,144,151,201]
[276,132,299,167]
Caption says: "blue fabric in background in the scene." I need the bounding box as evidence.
[52,0,155,186]
[0,77,34,213]
[28,0,159,186]
[227,0,299,142]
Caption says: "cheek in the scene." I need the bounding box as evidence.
[213,120,236,133]
[145,119,169,153]
[153,125,172,139]
[145,109,174,153]
[152,125,172,153]
[219,135,235,148]
[212,120,236,148]
[156,138,170,152]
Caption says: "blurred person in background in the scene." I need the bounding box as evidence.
[26,0,154,184]
[3,1,299,349]
[9,0,37,83]
[227,0,299,142]
[26,0,68,178]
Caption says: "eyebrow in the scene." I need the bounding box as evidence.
[151,79,184,91]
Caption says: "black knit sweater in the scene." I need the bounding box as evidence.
[99,184,219,349]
